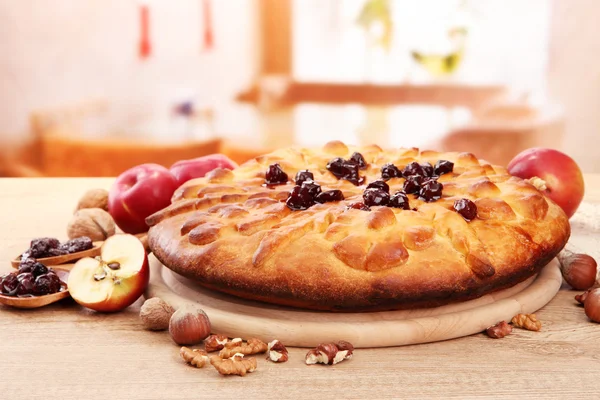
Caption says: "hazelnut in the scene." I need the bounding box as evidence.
[140,297,175,331]
[575,290,591,305]
[67,208,116,242]
[558,249,598,290]
[169,304,211,345]
[584,288,600,323]
[75,189,109,212]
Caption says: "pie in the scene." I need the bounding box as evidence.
[146,140,570,312]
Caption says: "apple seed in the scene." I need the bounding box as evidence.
[107,262,121,270]
[93,270,107,281]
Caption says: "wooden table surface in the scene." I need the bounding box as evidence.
[1,176,600,399]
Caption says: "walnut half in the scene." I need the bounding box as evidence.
[218,337,267,359]
[180,347,209,368]
[210,353,257,376]
[266,339,288,363]
[305,341,354,365]
[204,334,229,352]
[511,313,542,331]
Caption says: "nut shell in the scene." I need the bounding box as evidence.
[140,297,175,331]
[584,288,600,323]
[76,189,109,212]
[169,304,211,345]
[559,250,597,290]
[67,208,116,242]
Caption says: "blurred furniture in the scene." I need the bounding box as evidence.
[436,101,565,166]
[18,99,221,177]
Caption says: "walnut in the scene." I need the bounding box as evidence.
[305,341,354,365]
[511,313,542,331]
[266,339,288,363]
[180,347,209,368]
[485,321,513,338]
[204,334,229,352]
[75,188,109,212]
[210,353,257,376]
[218,337,268,359]
[139,297,174,331]
[67,208,115,242]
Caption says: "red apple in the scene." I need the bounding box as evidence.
[169,154,238,187]
[507,148,585,218]
[108,163,179,234]
[67,234,149,313]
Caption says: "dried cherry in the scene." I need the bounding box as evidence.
[301,180,322,198]
[380,163,401,180]
[28,237,60,258]
[434,160,454,176]
[60,237,93,254]
[294,170,314,185]
[31,262,49,277]
[363,188,390,207]
[349,152,367,169]
[420,162,434,177]
[402,162,424,177]
[315,190,345,203]
[366,180,389,193]
[454,198,478,221]
[265,163,289,185]
[285,185,315,211]
[419,179,443,202]
[1,273,19,296]
[389,192,410,210]
[403,175,423,194]
[326,157,364,186]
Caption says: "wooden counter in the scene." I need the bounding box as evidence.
[1,176,599,399]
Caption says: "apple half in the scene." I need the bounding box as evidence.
[68,234,149,313]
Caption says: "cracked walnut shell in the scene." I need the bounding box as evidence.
[67,208,116,242]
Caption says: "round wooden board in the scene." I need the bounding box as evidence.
[146,256,562,348]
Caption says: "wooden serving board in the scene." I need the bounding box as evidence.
[146,255,562,348]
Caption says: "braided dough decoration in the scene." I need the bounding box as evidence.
[146,141,570,311]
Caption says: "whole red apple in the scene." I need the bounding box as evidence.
[108,163,179,234]
[68,234,149,313]
[170,154,238,187]
[507,148,584,218]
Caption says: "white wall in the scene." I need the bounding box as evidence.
[547,0,600,173]
[0,0,260,145]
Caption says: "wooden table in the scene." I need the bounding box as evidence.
[1,177,599,399]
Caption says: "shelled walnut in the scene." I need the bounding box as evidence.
[218,337,267,358]
[204,334,229,352]
[180,347,209,368]
[305,341,354,365]
[266,339,288,363]
[511,313,542,331]
[210,353,257,376]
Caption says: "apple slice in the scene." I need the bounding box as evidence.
[68,234,149,313]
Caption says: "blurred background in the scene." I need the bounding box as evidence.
[0,0,597,177]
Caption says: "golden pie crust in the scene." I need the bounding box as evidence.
[146,141,570,311]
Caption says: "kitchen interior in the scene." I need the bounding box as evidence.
[0,0,596,177]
